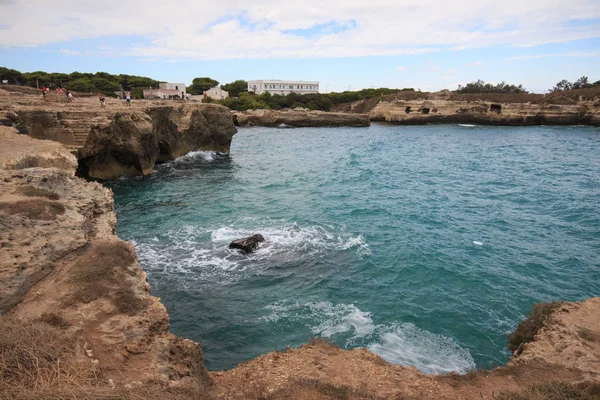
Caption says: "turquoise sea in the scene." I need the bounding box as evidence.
[107,124,600,374]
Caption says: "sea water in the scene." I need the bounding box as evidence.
[107,124,600,374]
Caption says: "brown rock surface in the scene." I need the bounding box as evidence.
[334,88,600,126]
[0,166,211,392]
[213,298,600,399]
[0,126,77,172]
[233,109,370,127]
[76,104,237,179]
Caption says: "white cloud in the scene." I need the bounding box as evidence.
[467,60,484,67]
[430,65,441,71]
[59,48,79,55]
[0,0,599,60]
[396,66,407,71]
[505,51,600,61]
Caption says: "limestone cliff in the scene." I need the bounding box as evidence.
[232,109,370,127]
[76,104,237,179]
[0,126,77,172]
[1,131,599,400]
[0,168,211,394]
[335,89,600,126]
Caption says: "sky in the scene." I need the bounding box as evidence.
[1,0,599,93]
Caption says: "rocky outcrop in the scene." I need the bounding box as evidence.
[229,234,265,253]
[232,109,370,127]
[76,104,237,179]
[1,109,112,150]
[147,104,238,161]
[0,166,212,390]
[366,99,600,125]
[0,126,78,172]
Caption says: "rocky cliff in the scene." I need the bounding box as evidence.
[0,98,237,180]
[1,130,599,400]
[232,109,370,127]
[76,104,237,180]
[0,134,212,397]
[336,88,600,126]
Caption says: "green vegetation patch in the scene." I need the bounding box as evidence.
[507,301,562,353]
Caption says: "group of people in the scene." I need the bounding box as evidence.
[97,91,131,108]
[41,86,74,102]
[39,85,134,108]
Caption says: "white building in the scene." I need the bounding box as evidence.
[143,82,186,100]
[204,86,229,100]
[248,80,319,95]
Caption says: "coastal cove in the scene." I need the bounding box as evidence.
[107,123,600,373]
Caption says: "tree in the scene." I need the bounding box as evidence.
[456,79,528,94]
[187,77,219,95]
[221,80,248,97]
[0,67,24,84]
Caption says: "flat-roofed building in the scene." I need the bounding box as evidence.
[143,82,186,100]
[248,80,319,95]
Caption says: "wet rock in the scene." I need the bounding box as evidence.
[229,234,265,253]
[76,104,237,180]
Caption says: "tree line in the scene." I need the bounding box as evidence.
[0,67,160,97]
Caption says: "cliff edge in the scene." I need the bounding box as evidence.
[1,131,599,400]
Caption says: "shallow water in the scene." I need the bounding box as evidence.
[107,124,600,374]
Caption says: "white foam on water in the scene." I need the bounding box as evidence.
[309,302,376,338]
[211,222,370,260]
[459,124,476,127]
[473,241,483,246]
[131,221,369,286]
[257,300,475,375]
[368,323,476,374]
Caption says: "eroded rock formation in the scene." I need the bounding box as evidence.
[76,104,237,179]
[232,109,371,127]
[335,89,600,126]
[0,166,211,391]
[0,126,78,172]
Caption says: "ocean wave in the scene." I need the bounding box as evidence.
[257,300,475,375]
[131,221,370,285]
[368,323,475,374]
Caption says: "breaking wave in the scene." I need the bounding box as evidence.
[258,300,475,374]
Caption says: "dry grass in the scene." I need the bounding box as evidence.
[578,327,600,343]
[114,287,146,315]
[258,378,383,400]
[0,315,212,400]
[18,185,60,200]
[0,315,100,398]
[37,312,71,330]
[66,241,146,315]
[13,156,40,169]
[495,382,600,400]
[0,199,65,220]
[507,301,561,353]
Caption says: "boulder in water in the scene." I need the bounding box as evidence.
[229,234,265,253]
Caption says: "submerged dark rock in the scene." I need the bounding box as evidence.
[229,234,265,253]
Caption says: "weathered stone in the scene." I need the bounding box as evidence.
[229,234,266,253]
[232,109,370,127]
[76,104,237,179]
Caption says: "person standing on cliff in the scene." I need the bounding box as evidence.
[125,91,131,107]
[41,86,47,98]
[98,93,106,108]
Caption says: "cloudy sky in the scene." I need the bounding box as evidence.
[1,0,599,92]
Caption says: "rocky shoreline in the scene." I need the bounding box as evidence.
[232,109,371,127]
[1,94,599,399]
